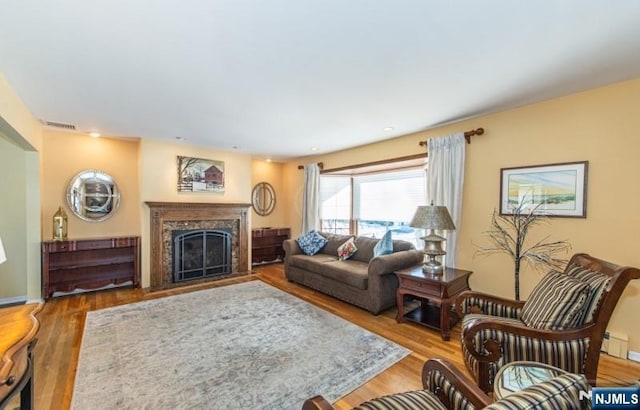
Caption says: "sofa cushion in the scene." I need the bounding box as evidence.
[296,230,328,256]
[337,237,358,261]
[485,373,588,410]
[521,271,591,330]
[373,231,393,257]
[317,260,370,289]
[288,254,338,271]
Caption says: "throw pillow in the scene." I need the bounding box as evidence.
[296,230,328,256]
[337,237,358,261]
[520,271,591,330]
[565,264,611,325]
[373,231,393,257]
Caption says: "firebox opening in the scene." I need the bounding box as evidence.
[172,228,232,283]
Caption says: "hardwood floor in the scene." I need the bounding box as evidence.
[19,263,640,409]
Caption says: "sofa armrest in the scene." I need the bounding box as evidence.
[283,238,303,257]
[368,250,423,276]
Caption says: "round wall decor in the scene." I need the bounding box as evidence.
[251,182,276,216]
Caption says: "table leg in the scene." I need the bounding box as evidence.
[396,291,406,323]
[439,300,451,341]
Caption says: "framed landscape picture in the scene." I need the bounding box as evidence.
[177,156,225,192]
[500,161,588,217]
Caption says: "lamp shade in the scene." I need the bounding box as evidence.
[409,204,456,231]
[0,236,6,265]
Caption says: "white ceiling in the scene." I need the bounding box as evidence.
[1,1,640,160]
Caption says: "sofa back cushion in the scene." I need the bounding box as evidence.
[352,236,415,263]
[392,240,415,252]
[319,232,352,256]
[318,232,415,262]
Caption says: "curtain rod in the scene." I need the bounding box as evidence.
[297,162,324,170]
[297,128,483,169]
[418,127,484,146]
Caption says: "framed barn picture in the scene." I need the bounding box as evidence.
[177,156,225,192]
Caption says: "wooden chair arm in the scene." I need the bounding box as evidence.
[422,358,492,409]
[455,290,525,317]
[462,316,596,362]
[302,395,336,410]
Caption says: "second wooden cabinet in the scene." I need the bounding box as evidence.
[251,228,290,266]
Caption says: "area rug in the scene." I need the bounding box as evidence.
[72,280,410,409]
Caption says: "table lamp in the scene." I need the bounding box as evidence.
[410,202,455,274]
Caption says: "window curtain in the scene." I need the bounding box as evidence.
[426,133,466,267]
[301,163,321,234]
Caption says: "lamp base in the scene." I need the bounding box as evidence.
[422,260,444,275]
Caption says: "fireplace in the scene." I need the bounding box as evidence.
[146,202,251,291]
[172,228,232,282]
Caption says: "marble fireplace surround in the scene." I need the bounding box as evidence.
[146,202,251,291]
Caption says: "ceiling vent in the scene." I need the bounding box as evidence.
[42,120,77,130]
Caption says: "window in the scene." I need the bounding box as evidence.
[320,165,427,247]
[320,175,351,234]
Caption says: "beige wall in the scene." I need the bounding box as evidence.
[0,135,29,300]
[0,74,42,302]
[283,78,640,352]
[139,139,253,287]
[251,159,287,229]
[41,131,141,239]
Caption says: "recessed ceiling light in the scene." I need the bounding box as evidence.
[266,158,272,163]
[383,127,394,132]
[311,147,319,151]
[89,132,101,138]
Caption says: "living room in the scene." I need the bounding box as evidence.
[2,2,640,409]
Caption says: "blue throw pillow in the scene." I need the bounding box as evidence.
[296,230,328,256]
[373,231,393,257]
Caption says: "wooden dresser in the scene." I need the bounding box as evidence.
[251,228,290,265]
[0,303,41,410]
[42,236,140,300]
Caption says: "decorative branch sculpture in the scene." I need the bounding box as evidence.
[475,198,571,301]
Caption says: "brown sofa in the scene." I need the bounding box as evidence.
[283,232,423,314]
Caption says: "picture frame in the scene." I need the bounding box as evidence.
[500,161,588,218]
[177,156,225,192]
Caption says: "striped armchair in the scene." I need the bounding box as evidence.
[456,253,640,393]
[302,358,589,410]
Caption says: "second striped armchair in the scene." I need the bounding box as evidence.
[456,253,640,393]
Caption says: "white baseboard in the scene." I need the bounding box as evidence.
[628,350,640,363]
[0,295,28,306]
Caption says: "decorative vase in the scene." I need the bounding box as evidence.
[52,206,68,241]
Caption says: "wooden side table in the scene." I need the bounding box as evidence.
[395,265,472,341]
[0,303,42,410]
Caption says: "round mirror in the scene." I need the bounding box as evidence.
[66,170,121,222]
[252,182,276,216]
